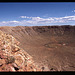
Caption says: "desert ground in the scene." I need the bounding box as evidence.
[0,25,75,71]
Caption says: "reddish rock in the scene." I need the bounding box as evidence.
[0,30,41,72]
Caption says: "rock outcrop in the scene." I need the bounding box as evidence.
[0,30,41,72]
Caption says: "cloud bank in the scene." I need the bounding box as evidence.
[0,15,75,26]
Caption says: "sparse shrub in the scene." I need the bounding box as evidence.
[1,48,5,50]
[41,67,45,70]
[6,56,15,64]
[50,68,54,70]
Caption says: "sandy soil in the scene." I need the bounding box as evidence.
[0,25,75,71]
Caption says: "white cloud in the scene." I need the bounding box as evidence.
[19,16,55,25]
[72,10,75,12]
[1,15,75,26]
[20,16,32,19]
[10,20,19,23]
[20,16,27,18]
[0,20,20,26]
[54,16,75,23]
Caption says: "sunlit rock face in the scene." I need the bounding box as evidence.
[0,30,41,72]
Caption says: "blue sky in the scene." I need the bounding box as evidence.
[0,2,75,26]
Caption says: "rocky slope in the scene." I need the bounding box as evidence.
[0,25,75,71]
[0,30,41,72]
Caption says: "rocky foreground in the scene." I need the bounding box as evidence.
[0,30,41,72]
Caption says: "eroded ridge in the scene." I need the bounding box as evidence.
[0,30,41,72]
